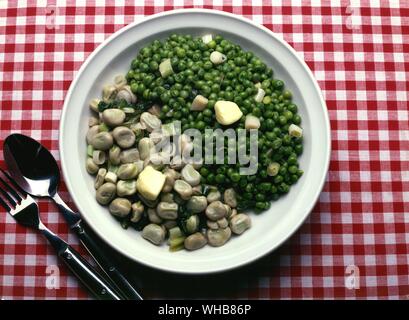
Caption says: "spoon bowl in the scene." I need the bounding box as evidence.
[4,134,60,198]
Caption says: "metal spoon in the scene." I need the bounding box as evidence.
[3,133,142,300]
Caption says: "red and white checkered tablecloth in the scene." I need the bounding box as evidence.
[0,0,408,300]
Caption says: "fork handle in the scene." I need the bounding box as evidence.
[53,193,142,300]
[73,221,143,300]
[58,244,122,300]
[41,228,121,300]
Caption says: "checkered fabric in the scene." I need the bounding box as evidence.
[0,0,408,300]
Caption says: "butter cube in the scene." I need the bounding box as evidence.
[214,101,243,125]
[136,166,166,200]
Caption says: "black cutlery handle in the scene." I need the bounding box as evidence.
[53,193,142,300]
[72,221,143,300]
[40,227,121,300]
[58,245,121,300]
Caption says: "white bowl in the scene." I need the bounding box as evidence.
[60,9,330,274]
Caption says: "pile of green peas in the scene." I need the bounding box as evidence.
[126,34,304,212]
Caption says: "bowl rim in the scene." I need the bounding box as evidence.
[59,8,331,274]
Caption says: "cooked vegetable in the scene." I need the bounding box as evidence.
[109,198,132,217]
[156,202,178,220]
[86,158,99,175]
[229,213,251,235]
[245,114,260,130]
[102,109,126,127]
[173,179,192,200]
[267,162,280,176]
[112,126,135,149]
[105,171,117,184]
[96,182,116,205]
[91,132,114,151]
[130,201,144,222]
[181,164,201,186]
[85,33,304,252]
[190,95,208,111]
[92,150,106,165]
[289,123,303,138]
[159,58,173,78]
[209,51,226,65]
[117,180,137,197]
[207,227,231,247]
[142,224,165,245]
[95,168,107,189]
[184,232,207,251]
[205,201,228,221]
[120,148,140,163]
[86,125,100,144]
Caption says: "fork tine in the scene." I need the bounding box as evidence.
[0,181,17,207]
[0,189,11,212]
[0,168,27,196]
[0,170,23,203]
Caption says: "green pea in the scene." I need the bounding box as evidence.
[264,119,275,130]
[288,165,298,174]
[293,114,302,125]
[279,182,290,193]
[260,182,271,192]
[273,79,284,91]
[130,83,138,94]
[288,103,298,113]
[231,172,241,182]
[283,110,293,120]
[245,183,253,193]
[143,89,150,100]
[207,40,217,49]
[283,90,292,100]
[199,167,209,177]
[243,192,253,200]
[252,108,262,117]
[282,134,292,145]
[149,61,158,71]
[255,201,265,210]
[140,63,149,72]
[160,92,170,103]
[272,139,282,149]
[176,48,186,58]
[161,105,170,113]
[215,174,225,184]
[203,109,212,117]
[290,175,299,184]
[196,121,205,130]
[295,144,303,155]
[203,61,213,70]
[274,175,283,184]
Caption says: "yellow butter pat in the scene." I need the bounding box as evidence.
[214,101,243,125]
[136,166,166,200]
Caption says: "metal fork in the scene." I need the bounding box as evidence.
[0,169,121,300]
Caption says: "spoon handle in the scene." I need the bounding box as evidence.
[52,193,143,300]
